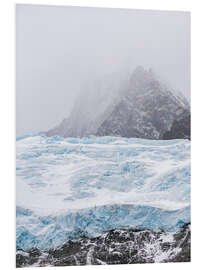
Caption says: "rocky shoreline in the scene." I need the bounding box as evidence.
[16,223,190,267]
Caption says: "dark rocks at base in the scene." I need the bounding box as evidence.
[169,223,191,262]
[16,223,190,267]
[16,248,42,268]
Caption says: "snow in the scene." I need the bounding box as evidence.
[16,134,190,250]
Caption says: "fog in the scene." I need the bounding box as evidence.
[16,4,190,136]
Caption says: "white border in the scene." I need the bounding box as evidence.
[5,0,193,11]
[0,0,202,269]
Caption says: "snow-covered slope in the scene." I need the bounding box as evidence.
[97,66,189,139]
[16,134,190,250]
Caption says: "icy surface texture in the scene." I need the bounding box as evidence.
[16,135,190,250]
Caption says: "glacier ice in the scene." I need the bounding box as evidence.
[16,134,190,250]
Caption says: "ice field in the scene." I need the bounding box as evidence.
[16,134,190,250]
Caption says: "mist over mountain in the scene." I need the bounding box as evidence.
[46,66,190,140]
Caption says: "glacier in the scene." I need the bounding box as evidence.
[16,134,190,251]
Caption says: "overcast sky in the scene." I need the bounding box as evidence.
[16,4,190,136]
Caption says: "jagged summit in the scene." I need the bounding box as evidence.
[45,66,190,139]
[96,67,189,139]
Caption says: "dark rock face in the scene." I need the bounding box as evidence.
[45,66,190,140]
[96,67,190,139]
[162,111,191,140]
[16,223,190,267]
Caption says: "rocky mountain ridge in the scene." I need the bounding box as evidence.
[46,66,190,140]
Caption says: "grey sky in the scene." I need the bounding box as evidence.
[16,4,190,136]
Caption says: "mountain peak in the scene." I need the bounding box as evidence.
[45,66,190,140]
[131,66,151,80]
